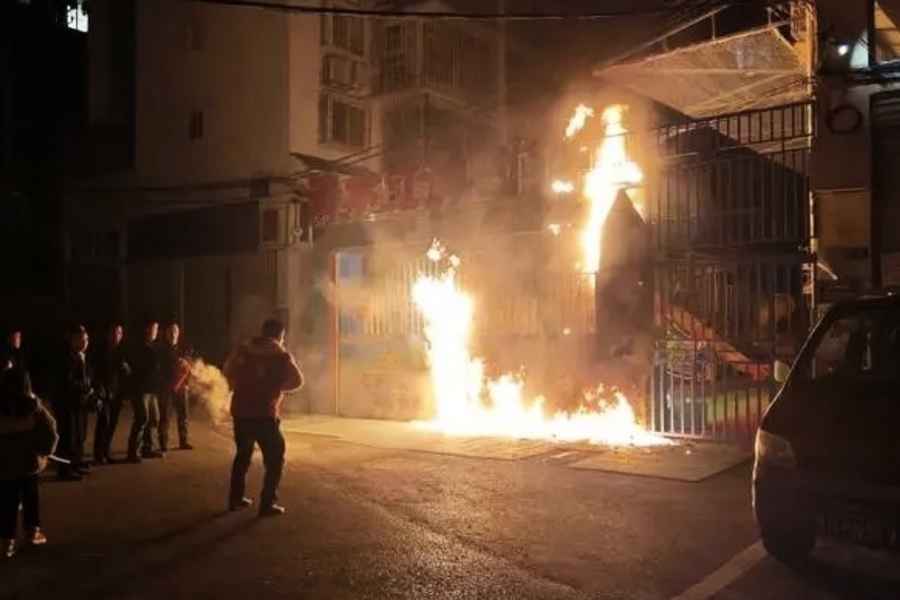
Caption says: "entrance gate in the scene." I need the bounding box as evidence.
[648,102,815,443]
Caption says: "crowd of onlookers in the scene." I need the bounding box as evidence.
[0,318,195,558]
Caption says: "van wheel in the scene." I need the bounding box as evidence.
[760,521,815,565]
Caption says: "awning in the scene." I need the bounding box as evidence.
[291,152,374,177]
[596,26,811,119]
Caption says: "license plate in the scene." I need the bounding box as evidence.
[820,506,899,549]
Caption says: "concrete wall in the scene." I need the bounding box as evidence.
[134,0,293,185]
[809,0,900,287]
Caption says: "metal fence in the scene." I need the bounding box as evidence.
[648,101,814,443]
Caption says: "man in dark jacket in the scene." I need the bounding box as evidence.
[224,318,303,516]
[54,325,94,481]
[158,322,192,452]
[92,324,132,464]
[0,367,58,558]
[126,320,164,462]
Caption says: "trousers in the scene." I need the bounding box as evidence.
[55,402,87,473]
[94,391,125,460]
[158,389,190,450]
[229,418,285,509]
[127,393,160,457]
[0,476,39,539]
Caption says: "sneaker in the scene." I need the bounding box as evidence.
[179,442,194,450]
[94,456,108,466]
[75,464,91,475]
[27,528,47,546]
[143,450,164,459]
[126,454,142,464]
[105,456,120,465]
[229,497,253,511]
[2,539,14,559]
[258,504,286,517]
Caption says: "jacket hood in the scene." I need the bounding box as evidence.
[243,337,286,357]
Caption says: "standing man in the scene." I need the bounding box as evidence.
[55,325,94,481]
[127,320,163,462]
[158,322,192,452]
[92,323,131,464]
[224,319,303,516]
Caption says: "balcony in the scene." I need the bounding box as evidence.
[595,3,814,119]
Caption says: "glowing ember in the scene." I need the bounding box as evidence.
[580,105,643,273]
[552,180,575,194]
[413,241,671,447]
[565,104,595,138]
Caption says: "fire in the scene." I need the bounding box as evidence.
[413,241,670,446]
[552,180,575,194]
[565,104,594,138]
[580,105,643,273]
[409,103,666,447]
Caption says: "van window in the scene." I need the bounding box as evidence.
[807,307,900,380]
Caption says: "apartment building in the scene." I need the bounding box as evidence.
[64,0,508,411]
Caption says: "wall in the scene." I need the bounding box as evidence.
[135,0,293,185]
[808,0,900,287]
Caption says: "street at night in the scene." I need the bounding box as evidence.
[3,0,900,598]
[1,418,898,599]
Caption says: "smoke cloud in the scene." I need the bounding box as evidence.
[188,359,231,425]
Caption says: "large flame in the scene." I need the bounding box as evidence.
[580,105,643,273]
[410,103,665,447]
[413,241,670,447]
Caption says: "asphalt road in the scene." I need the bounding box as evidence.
[1,418,898,599]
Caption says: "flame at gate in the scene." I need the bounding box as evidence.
[580,105,643,273]
[412,241,670,446]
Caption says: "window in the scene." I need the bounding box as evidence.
[322,55,366,90]
[319,95,366,147]
[323,14,365,56]
[806,307,900,380]
[66,0,88,32]
[261,209,280,243]
[383,23,415,92]
[424,24,456,89]
[189,110,204,140]
[874,1,900,65]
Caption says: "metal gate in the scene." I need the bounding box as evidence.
[333,233,600,420]
[648,102,815,443]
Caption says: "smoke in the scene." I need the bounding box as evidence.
[188,359,231,425]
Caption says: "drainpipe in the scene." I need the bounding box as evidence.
[497,0,508,147]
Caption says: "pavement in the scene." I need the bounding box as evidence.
[1,413,898,600]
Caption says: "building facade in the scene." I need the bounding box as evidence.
[65,0,510,412]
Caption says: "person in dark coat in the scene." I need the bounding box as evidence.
[0,367,59,558]
[54,325,95,481]
[127,320,163,462]
[157,322,192,452]
[224,319,303,517]
[92,324,132,464]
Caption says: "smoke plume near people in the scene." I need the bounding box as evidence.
[188,359,231,424]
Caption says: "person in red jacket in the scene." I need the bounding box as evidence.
[224,319,303,517]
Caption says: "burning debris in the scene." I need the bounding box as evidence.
[413,241,670,447]
[565,104,595,139]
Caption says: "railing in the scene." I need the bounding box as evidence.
[652,101,814,159]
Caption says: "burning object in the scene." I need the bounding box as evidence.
[413,241,670,447]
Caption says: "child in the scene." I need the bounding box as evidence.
[0,368,58,558]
